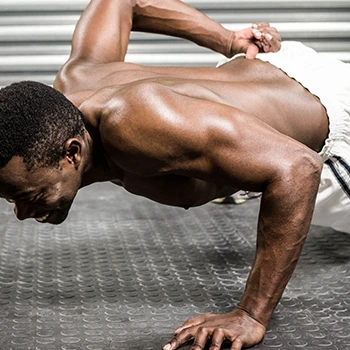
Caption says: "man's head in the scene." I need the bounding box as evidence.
[0,81,87,224]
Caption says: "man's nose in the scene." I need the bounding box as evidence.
[14,202,35,221]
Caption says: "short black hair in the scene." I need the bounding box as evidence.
[0,81,85,170]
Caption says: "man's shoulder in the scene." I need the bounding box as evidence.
[81,79,192,146]
[99,80,174,122]
[79,82,156,136]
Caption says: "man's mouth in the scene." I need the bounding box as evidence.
[35,207,70,225]
[35,212,51,223]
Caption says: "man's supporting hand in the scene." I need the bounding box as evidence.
[164,309,266,350]
[228,22,281,59]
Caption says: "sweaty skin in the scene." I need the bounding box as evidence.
[2,1,329,349]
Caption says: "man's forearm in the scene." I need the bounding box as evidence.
[133,0,232,57]
[238,222,307,326]
[238,153,323,326]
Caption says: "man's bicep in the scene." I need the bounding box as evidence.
[69,0,133,64]
[54,0,134,93]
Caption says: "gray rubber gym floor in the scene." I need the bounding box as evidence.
[1,182,350,350]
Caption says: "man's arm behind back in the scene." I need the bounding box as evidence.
[54,0,232,94]
[54,0,281,96]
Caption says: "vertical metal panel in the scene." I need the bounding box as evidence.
[0,0,349,86]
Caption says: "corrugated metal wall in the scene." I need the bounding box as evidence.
[1,0,350,87]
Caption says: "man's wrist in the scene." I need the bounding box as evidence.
[225,30,236,58]
[236,304,267,328]
[237,294,276,327]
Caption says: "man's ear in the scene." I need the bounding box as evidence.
[63,138,82,169]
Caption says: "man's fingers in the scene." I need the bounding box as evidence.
[265,29,281,43]
[252,22,281,53]
[252,28,262,39]
[174,314,209,334]
[265,33,274,42]
[267,27,281,40]
[190,327,210,350]
[252,22,270,29]
[246,44,259,60]
[268,36,281,52]
[209,329,225,350]
[230,337,243,350]
[168,326,227,350]
[261,41,271,53]
[174,323,196,334]
[260,30,281,53]
[163,331,193,350]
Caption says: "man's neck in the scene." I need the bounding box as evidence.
[80,131,120,188]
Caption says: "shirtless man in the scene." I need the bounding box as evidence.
[1,0,349,349]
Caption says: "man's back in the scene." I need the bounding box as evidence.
[60,56,328,155]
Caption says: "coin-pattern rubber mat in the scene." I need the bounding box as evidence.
[1,182,350,350]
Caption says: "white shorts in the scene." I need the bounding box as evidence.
[219,42,350,233]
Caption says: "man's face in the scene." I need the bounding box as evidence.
[0,156,81,224]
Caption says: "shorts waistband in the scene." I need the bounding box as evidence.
[318,98,350,162]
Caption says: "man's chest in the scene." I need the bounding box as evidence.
[116,172,229,209]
